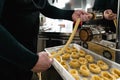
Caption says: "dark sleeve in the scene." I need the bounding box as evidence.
[0,0,5,19]
[0,25,38,70]
[92,0,110,12]
[18,0,74,20]
[39,0,74,21]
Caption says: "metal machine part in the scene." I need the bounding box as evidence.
[80,40,116,61]
[79,25,105,42]
[92,11,103,20]
[79,11,116,42]
[79,24,117,42]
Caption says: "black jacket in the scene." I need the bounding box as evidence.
[93,0,117,13]
[0,0,74,80]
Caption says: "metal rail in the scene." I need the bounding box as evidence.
[116,0,120,63]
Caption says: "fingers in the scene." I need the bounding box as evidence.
[39,51,53,64]
[39,51,48,56]
[73,9,116,21]
[72,10,93,22]
[80,13,93,21]
[31,51,53,72]
[39,52,53,68]
[104,9,116,20]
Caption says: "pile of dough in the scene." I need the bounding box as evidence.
[97,60,109,70]
[79,50,86,57]
[69,69,78,75]
[101,71,116,80]
[69,69,80,80]
[55,56,61,62]
[110,68,120,78]
[85,55,94,63]
[62,53,70,60]
[79,57,88,65]
[79,65,90,77]
[69,59,80,68]
[89,63,101,74]
[83,78,88,80]
[72,74,80,80]
[65,47,72,53]
[51,51,57,55]
[60,61,68,70]
[71,46,78,52]
[71,52,79,59]
[91,75,103,80]
[57,48,62,51]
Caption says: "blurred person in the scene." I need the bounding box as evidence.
[0,0,92,80]
[92,0,117,33]
[103,9,116,20]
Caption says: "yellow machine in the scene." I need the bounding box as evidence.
[84,41,116,61]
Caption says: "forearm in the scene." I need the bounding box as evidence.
[40,1,74,21]
[17,0,74,21]
[0,25,38,70]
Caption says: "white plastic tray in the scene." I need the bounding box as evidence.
[45,43,120,80]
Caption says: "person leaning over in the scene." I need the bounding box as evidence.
[0,0,92,80]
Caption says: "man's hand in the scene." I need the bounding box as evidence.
[72,10,93,22]
[31,52,53,72]
[104,9,117,20]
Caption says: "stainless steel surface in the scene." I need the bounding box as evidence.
[38,32,80,41]
[91,40,116,48]
[93,12,103,20]
[116,0,120,45]
[116,0,120,63]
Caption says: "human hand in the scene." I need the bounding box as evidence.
[72,10,93,22]
[31,52,53,72]
[104,9,117,20]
